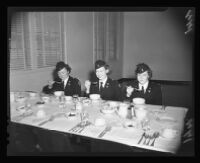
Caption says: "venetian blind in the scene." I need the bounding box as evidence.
[9,12,64,71]
[34,12,64,68]
[10,12,31,70]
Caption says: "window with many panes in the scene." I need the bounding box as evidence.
[9,12,65,71]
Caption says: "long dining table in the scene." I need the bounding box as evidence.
[9,91,188,155]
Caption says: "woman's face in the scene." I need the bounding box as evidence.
[137,71,149,85]
[58,68,69,81]
[96,67,108,81]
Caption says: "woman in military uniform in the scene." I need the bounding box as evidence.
[84,60,122,101]
[124,63,162,105]
[42,61,81,96]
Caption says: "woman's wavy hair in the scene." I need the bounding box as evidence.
[135,63,152,79]
[55,61,71,73]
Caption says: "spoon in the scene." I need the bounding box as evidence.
[151,132,160,146]
[137,132,145,144]
[143,133,151,145]
[146,134,153,145]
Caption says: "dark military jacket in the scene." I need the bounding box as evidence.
[42,76,81,96]
[124,80,162,105]
[86,77,122,101]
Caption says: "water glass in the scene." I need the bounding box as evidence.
[73,94,79,103]
[80,111,89,125]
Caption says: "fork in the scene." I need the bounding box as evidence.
[98,126,112,138]
[151,132,160,146]
[143,133,149,145]
[68,122,83,132]
[38,115,55,126]
[78,121,92,133]
[137,132,145,144]
[146,134,153,145]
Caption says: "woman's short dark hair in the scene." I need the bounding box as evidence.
[55,61,71,73]
[95,60,109,70]
[135,63,152,79]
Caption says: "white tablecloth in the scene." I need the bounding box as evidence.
[9,92,188,154]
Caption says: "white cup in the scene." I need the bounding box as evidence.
[135,106,147,121]
[76,102,83,111]
[118,103,129,118]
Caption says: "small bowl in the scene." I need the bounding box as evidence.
[82,99,91,106]
[36,110,46,118]
[17,105,26,114]
[42,96,50,103]
[89,94,101,100]
[65,96,73,101]
[101,105,116,114]
[54,91,64,97]
[107,101,119,108]
[29,92,37,97]
[16,97,26,103]
[161,128,179,139]
[133,98,145,105]
[94,118,106,126]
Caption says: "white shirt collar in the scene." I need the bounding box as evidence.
[63,77,69,88]
[99,77,108,88]
[139,81,149,93]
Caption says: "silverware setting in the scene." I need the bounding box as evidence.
[137,132,160,146]
[68,121,92,133]
[12,111,34,122]
[38,115,55,126]
[98,126,112,138]
[38,112,66,126]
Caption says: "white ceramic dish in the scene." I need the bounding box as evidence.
[161,128,179,139]
[101,108,115,114]
[101,104,116,114]
[94,118,106,126]
[16,97,26,103]
[89,94,101,100]
[106,101,119,108]
[82,99,91,106]
[29,92,37,97]
[42,96,50,103]
[36,110,46,119]
[133,98,145,105]
[54,91,64,97]
[16,105,26,114]
[65,96,73,101]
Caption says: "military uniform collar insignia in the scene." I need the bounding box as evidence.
[105,82,110,88]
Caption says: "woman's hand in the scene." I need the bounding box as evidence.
[48,80,55,89]
[126,86,134,97]
[85,80,91,93]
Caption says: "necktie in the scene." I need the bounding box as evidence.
[62,81,65,89]
[142,86,145,94]
[99,82,103,92]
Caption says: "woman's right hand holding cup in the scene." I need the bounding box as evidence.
[126,86,134,97]
[48,80,55,89]
[85,80,91,93]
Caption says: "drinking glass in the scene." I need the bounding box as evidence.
[73,94,79,103]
